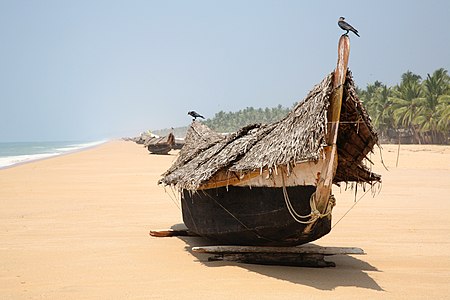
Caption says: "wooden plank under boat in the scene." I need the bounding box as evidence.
[159,35,381,246]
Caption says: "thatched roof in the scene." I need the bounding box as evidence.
[159,70,380,190]
[335,72,380,183]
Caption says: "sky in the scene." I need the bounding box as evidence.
[1,0,449,142]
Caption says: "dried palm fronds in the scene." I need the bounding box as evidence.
[159,70,380,191]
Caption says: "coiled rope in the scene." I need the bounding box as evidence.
[281,171,335,224]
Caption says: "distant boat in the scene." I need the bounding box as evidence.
[124,131,159,145]
[173,138,185,150]
[146,133,176,155]
[159,35,381,246]
[126,130,184,154]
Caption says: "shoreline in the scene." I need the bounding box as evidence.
[1,140,447,171]
[0,141,449,299]
[0,139,110,171]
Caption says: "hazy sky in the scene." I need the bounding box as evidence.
[1,0,449,142]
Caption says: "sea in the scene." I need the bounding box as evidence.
[0,140,108,169]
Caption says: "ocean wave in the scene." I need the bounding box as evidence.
[0,153,59,168]
[0,140,108,169]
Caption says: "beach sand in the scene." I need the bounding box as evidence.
[1,141,449,299]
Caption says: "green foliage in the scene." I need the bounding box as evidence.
[203,105,290,133]
[360,68,450,144]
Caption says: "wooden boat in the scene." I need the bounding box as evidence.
[146,133,175,155]
[159,35,381,246]
[173,138,185,150]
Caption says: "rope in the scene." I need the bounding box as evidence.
[181,192,200,233]
[331,187,371,229]
[282,186,314,219]
[164,186,181,211]
[281,171,335,224]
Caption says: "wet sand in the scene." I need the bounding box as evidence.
[0,141,449,299]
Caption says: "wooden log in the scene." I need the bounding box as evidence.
[192,245,364,256]
[149,229,198,237]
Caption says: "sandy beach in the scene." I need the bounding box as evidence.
[0,140,449,299]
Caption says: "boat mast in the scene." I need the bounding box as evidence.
[312,35,350,218]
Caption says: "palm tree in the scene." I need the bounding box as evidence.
[372,85,394,140]
[401,71,422,85]
[436,95,450,136]
[422,68,450,109]
[389,72,423,143]
[416,69,450,143]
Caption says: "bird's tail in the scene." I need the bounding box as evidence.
[353,29,360,37]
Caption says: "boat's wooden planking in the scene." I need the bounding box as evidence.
[197,159,326,190]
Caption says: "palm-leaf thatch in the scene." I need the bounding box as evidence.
[159,70,380,191]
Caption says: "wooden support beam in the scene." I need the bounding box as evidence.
[192,244,364,268]
[192,245,364,255]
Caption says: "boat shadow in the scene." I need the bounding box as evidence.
[170,224,383,291]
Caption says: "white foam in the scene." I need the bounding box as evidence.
[0,140,108,169]
[0,153,59,168]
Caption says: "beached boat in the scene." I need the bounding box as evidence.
[173,138,185,150]
[159,35,381,246]
[127,131,184,154]
[146,133,175,155]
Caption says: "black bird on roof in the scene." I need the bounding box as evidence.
[338,17,360,37]
[188,111,205,120]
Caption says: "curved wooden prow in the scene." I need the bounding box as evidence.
[167,132,176,148]
[326,35,350,181]
[307,35,350,230]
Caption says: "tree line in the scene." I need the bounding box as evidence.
[203,105,290,133]
[358,68,449,144]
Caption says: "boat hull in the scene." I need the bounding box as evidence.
[181,185,331,246]
[147,144,172,155]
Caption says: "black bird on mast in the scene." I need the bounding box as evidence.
[338,17,360,37]
[188,111,205,121]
